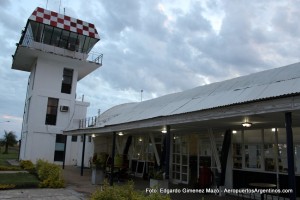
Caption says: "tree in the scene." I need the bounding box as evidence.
[0,131,18,154]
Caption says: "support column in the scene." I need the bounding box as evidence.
[110,132,116,186]
[81,134,86,176]
[285,112,296,200]
[165,125,171,179]
[220,129,231,186]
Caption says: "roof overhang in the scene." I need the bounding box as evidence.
[64,95,300,136]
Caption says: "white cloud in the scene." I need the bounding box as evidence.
[1,0,300,135]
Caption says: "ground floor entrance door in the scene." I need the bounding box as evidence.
[198,132,223,187]
[172,135,189,184]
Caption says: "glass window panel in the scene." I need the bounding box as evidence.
[176,155,180,163]
[182,155,187,165]
[176,165,180,172]
[71,136,77,142]
[245,144,261,168]
[82,37,90,53]
[232,130,242,143]
[77,34,85,52]
[68,32,78,51]
[43,25,53,45]
[232,130,242,168]
[244,130,262,169]
[182,166,187,173]
[59,30,70,49]
[264,129,276,172]
[55,143,65,151]
[176,173,180,179]
[294,128,300,174]
[277,128,287,172]
[51,27,62,46]
[87,37,98,52]
[182,174,187,181]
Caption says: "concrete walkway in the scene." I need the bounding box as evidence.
[0,188,85,200]
[0,165,246,200]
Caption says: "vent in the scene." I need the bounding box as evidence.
[60,106,69,112]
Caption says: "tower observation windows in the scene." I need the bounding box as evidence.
[23,21,98,54]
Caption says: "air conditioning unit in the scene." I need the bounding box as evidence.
[60,106,69,112]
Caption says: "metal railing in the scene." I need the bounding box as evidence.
[79,116,98,129]
[18,35,103,65]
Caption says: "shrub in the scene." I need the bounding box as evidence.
[90,180,170,200]
[36,159,64,188]
[0,184,16,189]
[20,160,35,172]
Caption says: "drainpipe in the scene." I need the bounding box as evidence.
[285,112,296,200]
[110,132,116,186]
[81,134,86,176]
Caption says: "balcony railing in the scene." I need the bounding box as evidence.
[79,116,98,129]
[18,35,103,65]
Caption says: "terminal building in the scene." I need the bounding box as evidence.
[11,5,299,200]
[65,62,300,199]
[12,7,102,166]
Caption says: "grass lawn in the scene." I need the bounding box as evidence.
[0,173,40,188]
[0,146,41,189]
[0,146,19,166]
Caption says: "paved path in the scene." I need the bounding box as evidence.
[0,166,246,200]
[0,188,85,200]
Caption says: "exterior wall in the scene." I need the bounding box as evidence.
[94,136,111,153]
[19,55,93,165]
[74,135,94,167]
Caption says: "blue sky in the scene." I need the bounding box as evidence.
[1,0,300,138]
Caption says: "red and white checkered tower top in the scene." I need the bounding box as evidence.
[29,7,100,40]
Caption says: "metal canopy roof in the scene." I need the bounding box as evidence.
[94,62,300,129]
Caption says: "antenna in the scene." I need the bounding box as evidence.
[46,0,48,9]
[141,90,143,102]
[59,0,62,13]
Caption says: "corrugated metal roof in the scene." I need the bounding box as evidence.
[96,62,300,127]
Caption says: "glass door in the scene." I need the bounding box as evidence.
[198,133,223,187]
[172,135,189,184]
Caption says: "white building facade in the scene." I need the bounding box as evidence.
[12,7,102,165]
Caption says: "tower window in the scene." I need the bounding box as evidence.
[45,98,59,125]
[71,136,77,142]
[61,68,73,94]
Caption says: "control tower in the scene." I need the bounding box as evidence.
[12,7,102,165]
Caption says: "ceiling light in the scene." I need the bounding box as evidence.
[161,126,167,133]
[242,122,252,128]
[232,130,237,134]
[92,134,96,138]
[271,128,276,132]
[118,132,124,136]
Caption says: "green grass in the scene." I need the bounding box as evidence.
[0,173,40,188]
[0,146,40,189]
[0,146,19,166]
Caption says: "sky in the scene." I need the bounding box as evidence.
[1,0,300,138]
